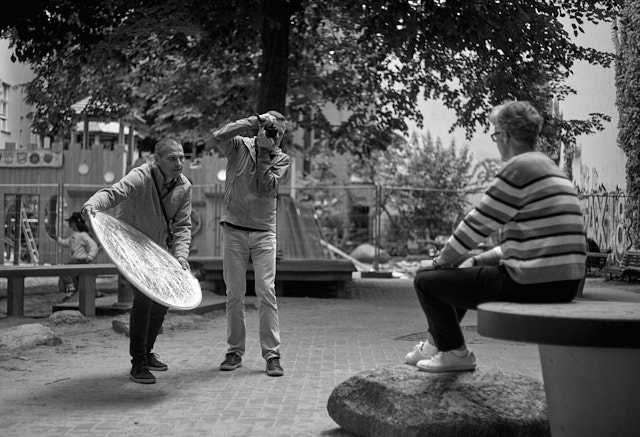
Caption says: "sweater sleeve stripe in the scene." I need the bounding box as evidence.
[510,209,584,224]
[503,234,586,256]
[501,228,586,243]
[495,171,561,190]
[439,176,521,263]
[438,152,587,279]
[504,252,586,265]
[491,174,573,202]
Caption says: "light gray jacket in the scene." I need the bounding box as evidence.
[214,119,290,232]
[83,163,192,259]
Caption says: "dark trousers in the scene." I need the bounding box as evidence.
[413,265,580,351]
[60,258,91,291]
[123,276,168,366]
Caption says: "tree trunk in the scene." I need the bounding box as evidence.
[257,0,296,114]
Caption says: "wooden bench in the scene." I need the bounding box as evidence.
[575,251,611,297]
[477,301,640,437]
[0,264,119,317]
[188,256,356,298]
[600,250,640,281]
[586,250,609,273]
[620,250,640,281]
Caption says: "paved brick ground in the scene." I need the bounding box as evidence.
[0,276,638,436]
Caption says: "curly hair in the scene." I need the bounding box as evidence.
[489,101,543,147]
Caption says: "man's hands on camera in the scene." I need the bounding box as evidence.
[256,113,276,126]
[256,126,278,152]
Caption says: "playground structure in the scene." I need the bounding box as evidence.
[0,141,333,267]
[1,139,636,278]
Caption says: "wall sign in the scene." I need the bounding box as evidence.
[0,150,64,168]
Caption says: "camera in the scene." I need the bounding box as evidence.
[264,124,279,138]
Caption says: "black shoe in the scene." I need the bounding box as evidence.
[220,352,242,371]
[130,363,156,384]
[62,289,77,302]
[266,357,284,377]
[146,353,168,371]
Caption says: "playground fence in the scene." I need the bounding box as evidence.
[0,182,636,268]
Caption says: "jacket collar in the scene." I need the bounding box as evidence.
[152,164,184,188]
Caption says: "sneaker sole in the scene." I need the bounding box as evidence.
[266,369,284,377]
[129,375,156,384]
[147,365,168,371]
[417,364,476,373]
[220,363,242,371]
[405,353,438,366]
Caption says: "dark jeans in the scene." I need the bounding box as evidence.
[123,275,168,366]
[414,265,580,351]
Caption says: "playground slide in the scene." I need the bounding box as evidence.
[319,239,371,272]
[276,195,329,259]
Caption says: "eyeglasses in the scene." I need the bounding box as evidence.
[490,131,506,142]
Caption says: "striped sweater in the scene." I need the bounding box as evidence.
[438,151,586,284]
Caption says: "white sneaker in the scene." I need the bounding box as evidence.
[405,340,438,366]
[416,349,477,373]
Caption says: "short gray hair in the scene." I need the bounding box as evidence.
[489,101,543,147]
[154,138,183,156]
[266,110,287,131]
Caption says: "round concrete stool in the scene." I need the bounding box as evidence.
[478,301,640,437]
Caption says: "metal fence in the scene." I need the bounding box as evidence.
[292,184,488,260]
[1,182,636,267]
[292,185,637,266]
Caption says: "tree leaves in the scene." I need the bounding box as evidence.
[1,0,621,156]
[615,0,640,245]
[348,130,476,241]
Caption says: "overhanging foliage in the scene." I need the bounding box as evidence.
[1,0,621,157]
[615,0,640,246]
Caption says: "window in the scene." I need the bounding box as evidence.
[29,131,41,148]
[0,81,9,132]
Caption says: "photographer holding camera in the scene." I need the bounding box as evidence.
[207,110,290,377]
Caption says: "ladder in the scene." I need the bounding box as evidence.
[20,208,39,264]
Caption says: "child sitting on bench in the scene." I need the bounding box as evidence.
[57,212,100,301]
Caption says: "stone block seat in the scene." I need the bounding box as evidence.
[327,364,550,437]
[478,301,640,437]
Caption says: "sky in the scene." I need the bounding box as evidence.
[404,18,618,166]
[406,99,499,163]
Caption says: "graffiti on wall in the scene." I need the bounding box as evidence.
[576,163,632,266]
[579,192,632,265]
